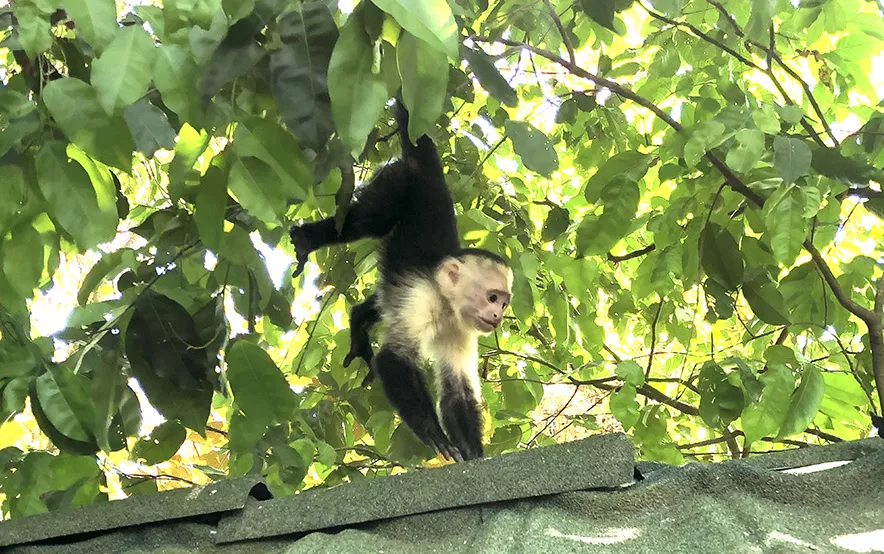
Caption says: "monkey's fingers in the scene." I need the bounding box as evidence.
[419,423,462,462]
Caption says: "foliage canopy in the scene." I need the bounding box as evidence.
[1,0,883,519]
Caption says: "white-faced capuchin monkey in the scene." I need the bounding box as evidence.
[289,100,513,461]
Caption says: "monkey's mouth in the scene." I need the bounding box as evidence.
[478,317,498,332]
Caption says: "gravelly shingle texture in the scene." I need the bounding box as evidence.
[4,435,884,554]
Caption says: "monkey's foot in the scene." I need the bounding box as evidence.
[289,225,311,278]
[414,421,463,462]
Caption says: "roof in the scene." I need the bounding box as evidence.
[2,434,883,553]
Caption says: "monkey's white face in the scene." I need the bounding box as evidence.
[438,256,513,334]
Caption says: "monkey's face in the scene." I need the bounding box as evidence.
[457,262,512,334]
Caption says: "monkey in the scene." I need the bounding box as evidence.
[289,100,512,461]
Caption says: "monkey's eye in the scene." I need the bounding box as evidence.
[488,293,498,303]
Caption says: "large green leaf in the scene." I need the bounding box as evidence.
[773,136,811,185]
[35,142,118,249]
[745,0,776,43]
[12,0,54,58]
[0,165,26,234]
[154,45,202,123]
[742,275,790,325]
[1,217,56,300]
[580,0,616,31]
[701,223,744,291]
[132,421,187,464]
[90,25,157,115]
[777,365,825,438]
[232,116,311,201]
[122,98,177,158]
[229,156,287,224]
[741,364,794,444]
[697,362,744,428]
[125,290,213,431]
[61,0,118,54]
[398,31,449,142]
[371,0,458,59]
[577,176,640,256]
[462,46,518,107]
[195,166,228,252]
[328,13,388,157]
[225,340,297,427]
[42,78,135,170]
[584,151,651,203]
[271,3,339,152]
[197,31,267,101]
[35,364,97,444]
[725,129,764,173]
[610,384,640,430]
[504,120,558,177]
[762,187,806,266]
[169,123,210,202]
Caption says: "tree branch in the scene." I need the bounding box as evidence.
[607,244,656,263]
[541,0,575,65]
[469,35,765,206]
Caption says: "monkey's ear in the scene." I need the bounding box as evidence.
[438,259,462,289]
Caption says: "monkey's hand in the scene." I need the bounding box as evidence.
[289,225,311,278]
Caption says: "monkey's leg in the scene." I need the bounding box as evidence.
[372,346,462,461]
[290,162,413,276]
[438,371,484,461]
[342,295,381,385]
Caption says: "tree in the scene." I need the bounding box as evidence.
[1,0,882,519]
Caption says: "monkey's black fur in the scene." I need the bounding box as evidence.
[289,101,503,461]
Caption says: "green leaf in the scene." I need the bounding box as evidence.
[197,32,267,101]
[745,0,776,43]
[0,165,27,234]
[684,121,726,167]
[742,276,790,325]
[77,248,135,305]
[652,46,680,78]
[610,384,639,430]
[811,147,876,184]
[35,142,118,249]
[584,151,651,204]
[741,364,794,444]
[232,116,310,201]
[773,136,811,185]
[195,166,228,252]
[504,120,558,176]
[12,0,54,58]
[580,0,616,31]
[169,123,210,203]
[616,360,644,387]
[1,218,54,300]
[122,98,177,158]
[762,187,806,266]
[90,25,157,115]
[541,206,570,242]
[399,31,449,141]
[61,0,118,54]
[89,346,125,452]
[271,3,339,152]
[154,45,202,123]
[125,290,213,431]
[462,47,518,107]
[726,129,764,173]
[577,176,640,256]
[701,223,744,291]
[328,14,388,157]
[42,78,135,170]
[697,362,744,428]
[371,0,458,59]
[35,365,96,444]
[501,376,538,415]
[226,340,297,427]
[752,104,781,134]
[132,421,187,464]
[647,0,684,16]
[777,365,825,438]
[229,156,287,224]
